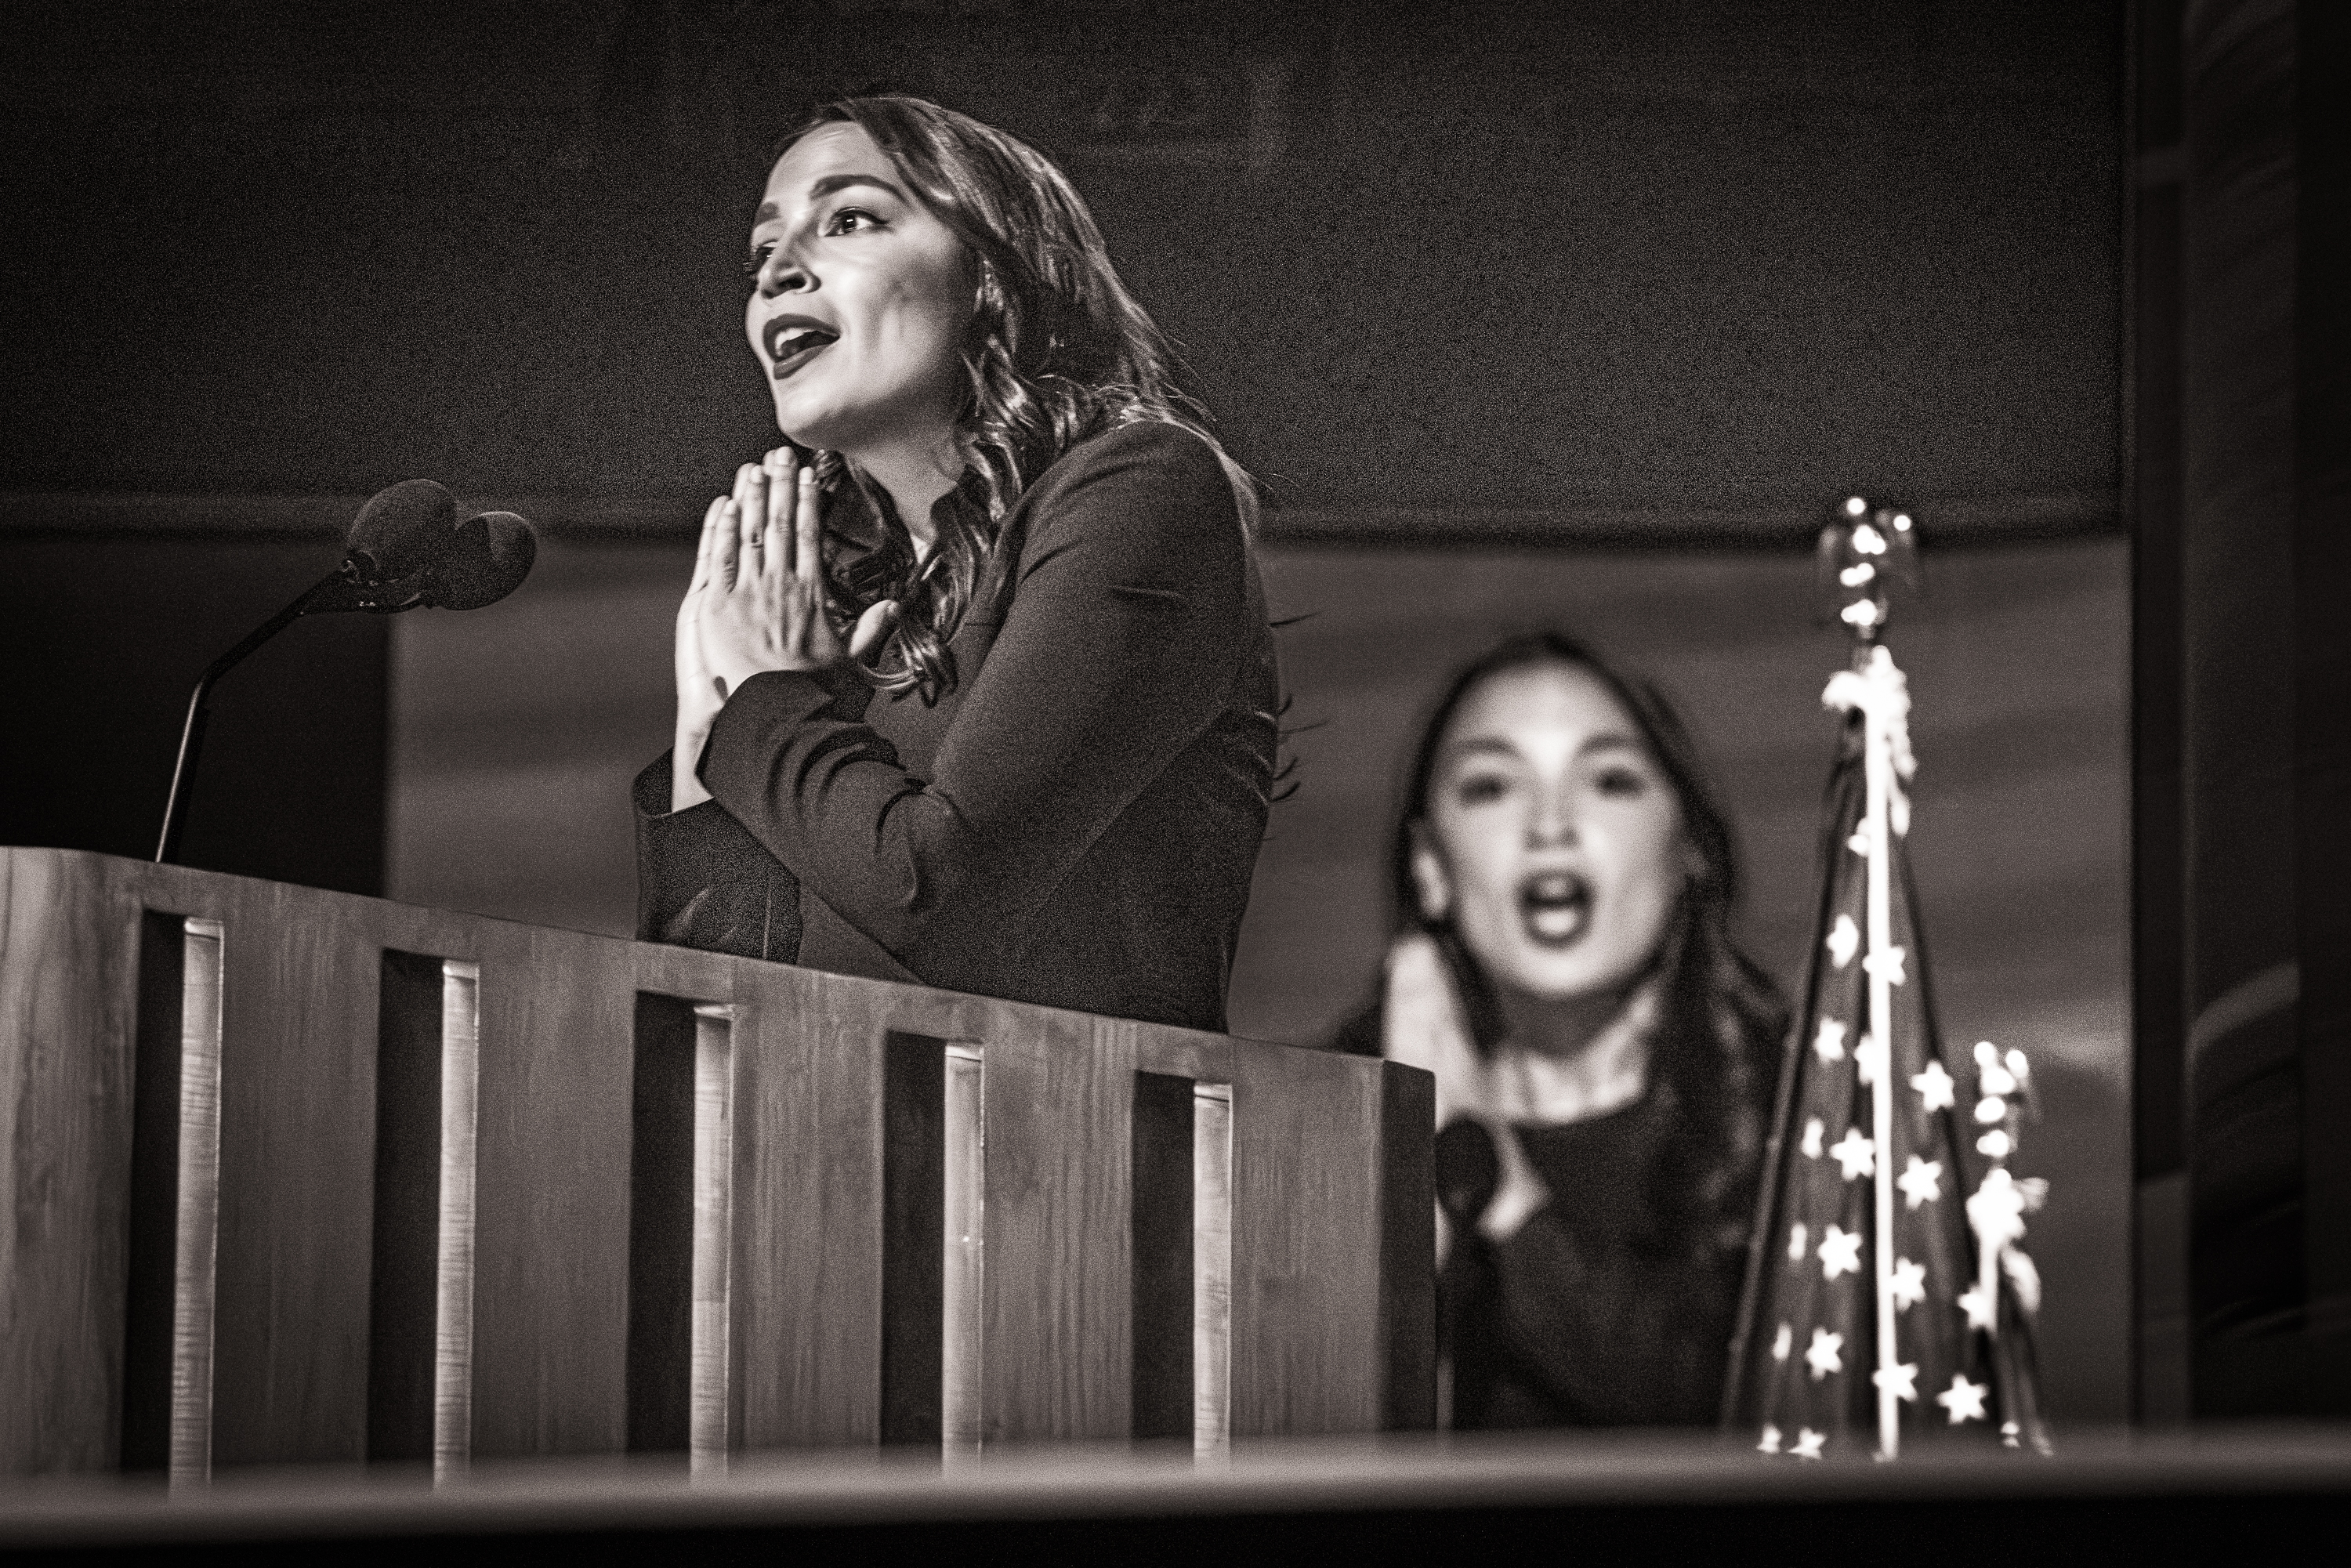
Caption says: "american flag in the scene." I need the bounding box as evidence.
[1722,642,2051,1459]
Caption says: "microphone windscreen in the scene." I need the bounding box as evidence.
[346,480,459,581]
[428,510,537,610]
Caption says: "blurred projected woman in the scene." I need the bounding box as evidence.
[637,95,1277,1031]
[1328,633,1784,1426]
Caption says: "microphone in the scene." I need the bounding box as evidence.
[154,482,539,864]
[310,480,537,614]
[429,510,537,610]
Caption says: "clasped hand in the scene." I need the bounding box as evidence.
[670,448,898,809]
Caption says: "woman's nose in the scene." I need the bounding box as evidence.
[1528,792,1577,846]
[757,248,813,297]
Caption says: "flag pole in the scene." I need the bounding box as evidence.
[1822,494,1915,1461]
[1860,647,1900,1460]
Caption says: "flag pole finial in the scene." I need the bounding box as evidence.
[1819,495,1920,654]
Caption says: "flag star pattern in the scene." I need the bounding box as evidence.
[1889,1257,1927,1310]
[1937,1375,1988,1425]
[1830,1128,1876,1180]
[1725,642,2051,1461]
[1898,1156,1942,1210]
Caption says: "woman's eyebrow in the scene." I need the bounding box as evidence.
[753,173,907,223]
[1439,737,1522,765]
[1577,733,1646,759]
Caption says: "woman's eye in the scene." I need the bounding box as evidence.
[824,207,883,236]
[1455,773,1510,806]
[742,241,775,278]
[1594,766,1650,798]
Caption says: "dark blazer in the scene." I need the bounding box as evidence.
[635,421,1279,1033]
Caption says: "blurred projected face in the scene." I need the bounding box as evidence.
[1412,662,1690,1005]
[744,122,972,456]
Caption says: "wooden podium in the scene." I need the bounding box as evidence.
[0,848,1433,1479]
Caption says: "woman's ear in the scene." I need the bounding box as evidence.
[1407,820,1452,924]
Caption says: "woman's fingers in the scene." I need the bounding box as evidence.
[734,462,765,578]
[688,447,853,683]
[763,448,795,574]
[688,494,726,598]
[795,461,822,586]
[712,487,744,588]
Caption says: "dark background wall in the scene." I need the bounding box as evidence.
[0,0,2119,519]
[2,0,2135,1422]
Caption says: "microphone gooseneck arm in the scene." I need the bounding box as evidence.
[152,481,536,867]
[154,563,368,864]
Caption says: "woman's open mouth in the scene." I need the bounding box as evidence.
[1518,871,1590,947]
[763,319,839,379]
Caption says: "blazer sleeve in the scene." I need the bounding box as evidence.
[632,750,802,961]
[695,422,1256,987]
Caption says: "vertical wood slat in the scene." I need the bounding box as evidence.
[1193,1082,1234,1456]
[0,854,139,1476]
[168,918,223,1489]
[433,961,480,1479]
[1227,1042,1386,1437]
[469,924,636,1459]
[942,1044,985,1456]
[688,1005,733,1477]
[728,969,886,1450]
[979,1010,1132,1444]
[209,885,382,1469]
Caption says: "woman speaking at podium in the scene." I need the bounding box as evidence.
[634,95,1277,1034]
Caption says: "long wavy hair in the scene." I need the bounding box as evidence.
[1393,632,1787,1268]
[770,93,1255,702]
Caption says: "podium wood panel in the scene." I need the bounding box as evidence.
[209,878,381,1465]
[978,1008,1132,1443]
[731,966,887,1450]
[469,922,636,1458]
[0,852,138,1472]
[0,848,1433,1476]
[1230,1041,1386,1437]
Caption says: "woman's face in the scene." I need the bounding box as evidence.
[745,122,973,457]
[1412,661,1692,1004]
